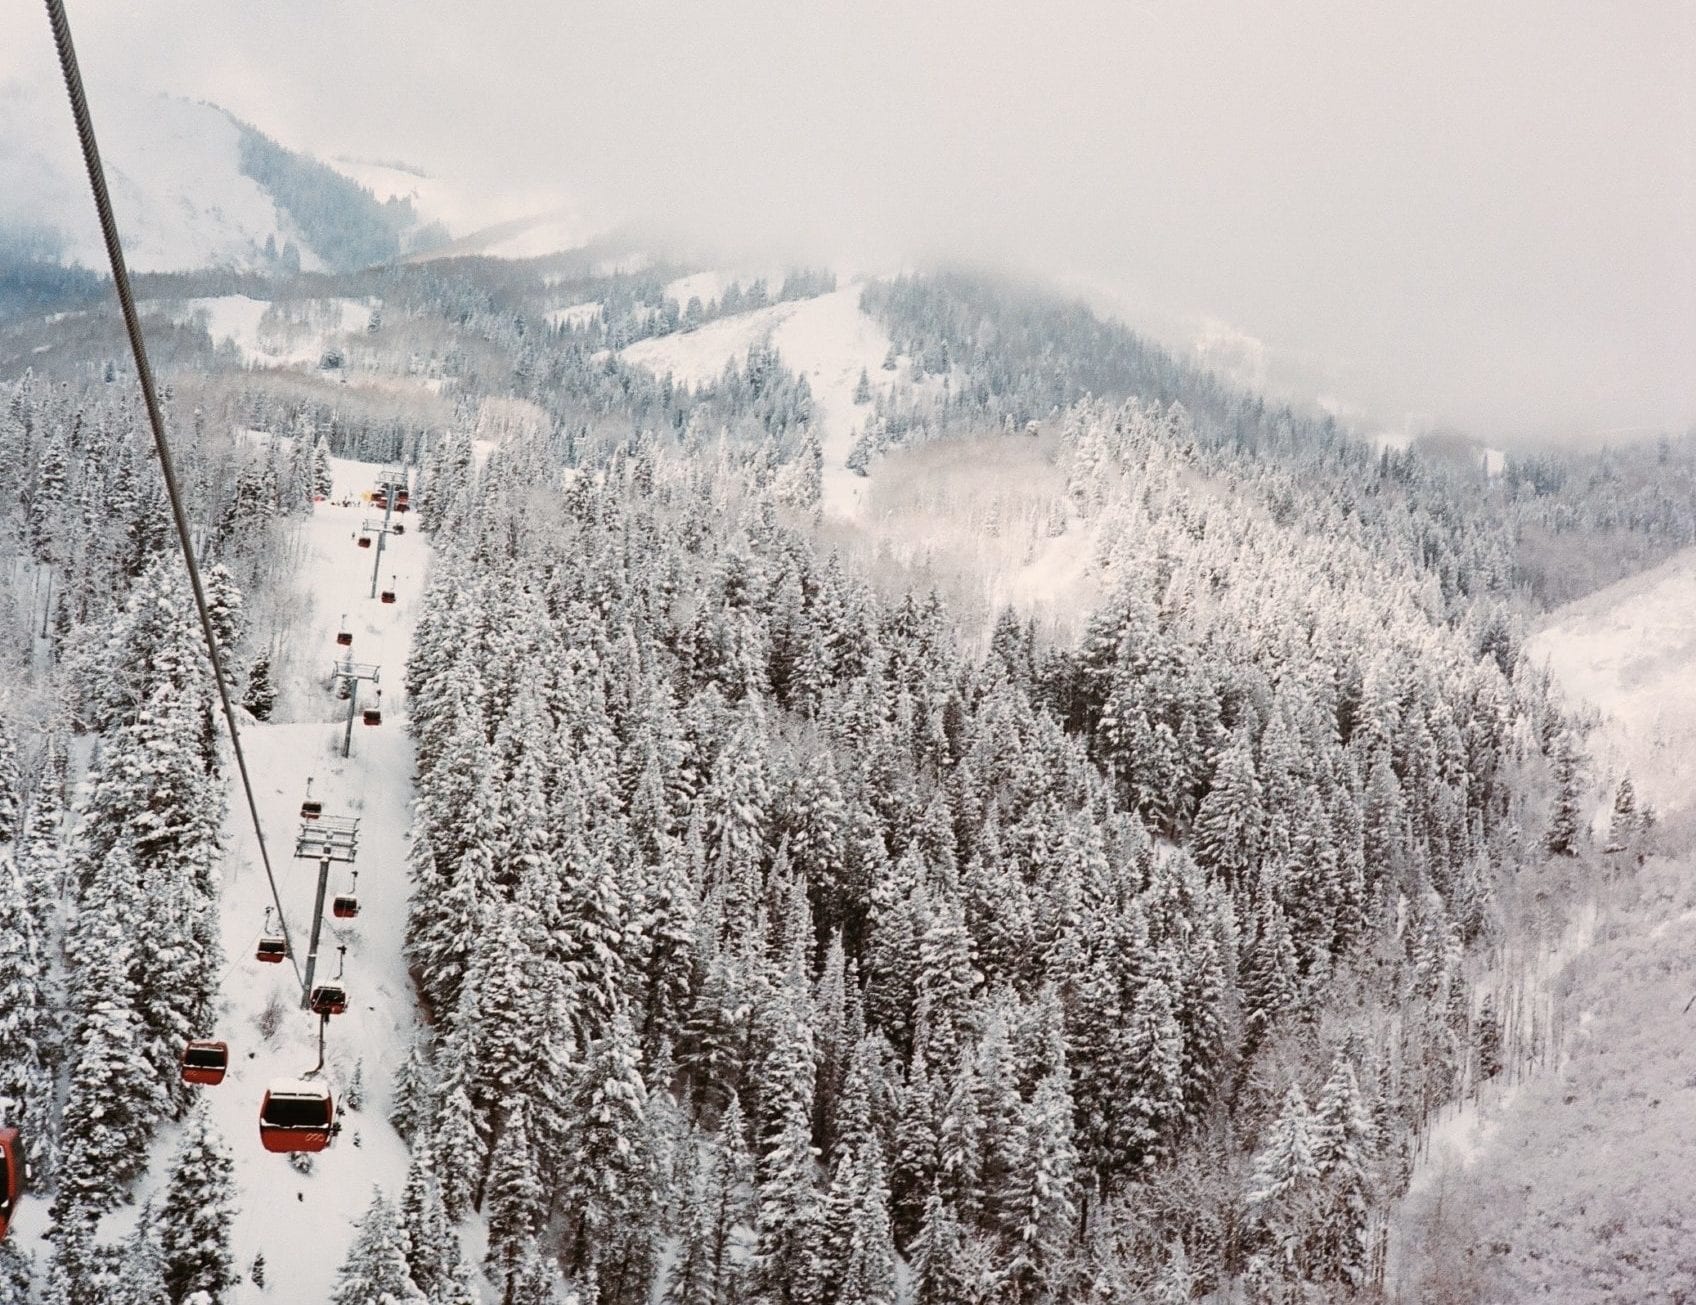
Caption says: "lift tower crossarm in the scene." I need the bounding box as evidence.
[293,811,361,1010]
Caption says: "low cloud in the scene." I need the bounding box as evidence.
[4,0,1692,440]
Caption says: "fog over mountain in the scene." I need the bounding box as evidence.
[3,2,1692,437]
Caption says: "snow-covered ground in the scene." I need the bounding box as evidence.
[197,456,427,1303]
[326,159,553,243]
[411,209,609,263]
[1528,543,1696,816]
[770,288,895,521]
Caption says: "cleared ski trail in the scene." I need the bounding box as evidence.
[87,456,431,1303]
[209,456,427,1302]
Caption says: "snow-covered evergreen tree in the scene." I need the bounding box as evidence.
[159,1102,238,1304]
[333,1190,426,1305]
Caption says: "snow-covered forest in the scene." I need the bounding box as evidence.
[0,246,1691,1305]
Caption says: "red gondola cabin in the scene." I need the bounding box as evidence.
[336,630,353,647]
[362,707,382,726]
[181,1040,229,1086]
[332,894,359,919]
[380,590,396,605]
[300,799,323,819]
[258,1080,334,1153]
[0,1126,21,1242]
[357,535,372,549]
[309,984,348,1017]
[256,934,287,964]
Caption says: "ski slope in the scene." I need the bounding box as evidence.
[169,296,373,371]
[620,283,895,520]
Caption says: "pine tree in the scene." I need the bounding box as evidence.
[312,434,335,499]
[484,1102,546,1298]
[1476,993,1503,1081]
[243,652,277,721]
[820,1140,898,1305]
[1246,1083,1321,1278]
[1006,1064,1078,1301]
[0,1241,33,1305]
[1546,729,1585,855]
[1191,727,1262,884]
[0,856,51,1180]
[159,1102,238,1304]
[389,1029,436,1143]
[1309,1056,1374,1288]
[58,845,165,1216]
[665,1094,756,1305]
[203,563,245,664]
[909,1187,994,1305]
[0,711,18,843]
[1607,774,1638,852]
[753,992,823,1305]
[1122,975,1186,1168]
[560,1010,655,1293]
[110,1221,169,1305]
[333,1190,427,1305]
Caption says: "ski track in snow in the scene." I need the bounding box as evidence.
[620,284,894,521]
[11,457,436,1301]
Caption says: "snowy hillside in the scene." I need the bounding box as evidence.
[621,282,896,518]
[1527,543,1696,815]
[0,82,321,274]
[404,208,608,263]
[4,457,436,1303]
[1392,546,1696,1300]
[196,457,433,1305]
[0,81,433,274]
[166,295,374,371]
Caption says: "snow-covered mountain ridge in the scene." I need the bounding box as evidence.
[0,82,440,274]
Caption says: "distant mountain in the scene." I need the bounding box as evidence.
[0,81,446,275]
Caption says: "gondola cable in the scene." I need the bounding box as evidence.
[44,0,305,994]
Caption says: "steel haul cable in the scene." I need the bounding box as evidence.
[45,0,306,994]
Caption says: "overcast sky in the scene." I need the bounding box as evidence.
[4,1,1692,442]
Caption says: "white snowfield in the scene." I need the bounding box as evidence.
[1528,542,1696,816]
[168,295,374,371]
[621,283,895,520]
[545,301,603,331]
[0,82,320,274]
